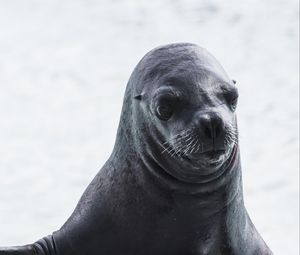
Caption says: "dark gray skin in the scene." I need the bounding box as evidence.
[0,43,272,255]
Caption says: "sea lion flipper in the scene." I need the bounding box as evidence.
[0,245,35,255]
[0,235,57,255]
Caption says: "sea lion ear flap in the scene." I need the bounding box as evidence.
[232,80,237,85]
[133,94,143,101]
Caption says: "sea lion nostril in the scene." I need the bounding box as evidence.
[202,119,214,139]
[200,113,223,139]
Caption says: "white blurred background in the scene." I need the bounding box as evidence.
[0,0,298,254]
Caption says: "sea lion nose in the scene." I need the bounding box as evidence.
[199,113,224,139]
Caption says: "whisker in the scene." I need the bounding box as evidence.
[190,138,198,154]
[161,129,194,155]
[183,137,196,155]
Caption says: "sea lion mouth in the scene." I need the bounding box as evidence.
[185,148,225,158]
[184,148,228,164]
[161,130,235,161]
[200,149,226,159]
[160,123,238,169]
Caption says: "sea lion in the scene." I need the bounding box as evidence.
[0,43,272,255]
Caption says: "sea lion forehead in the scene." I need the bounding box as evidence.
[138,43,231,87]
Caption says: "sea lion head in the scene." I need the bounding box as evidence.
[116,43,239,184]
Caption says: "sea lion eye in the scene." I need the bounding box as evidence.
[222,87,239,111]
[156,104,173,120]
[153,89,180,120]
[230,97,238,111]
